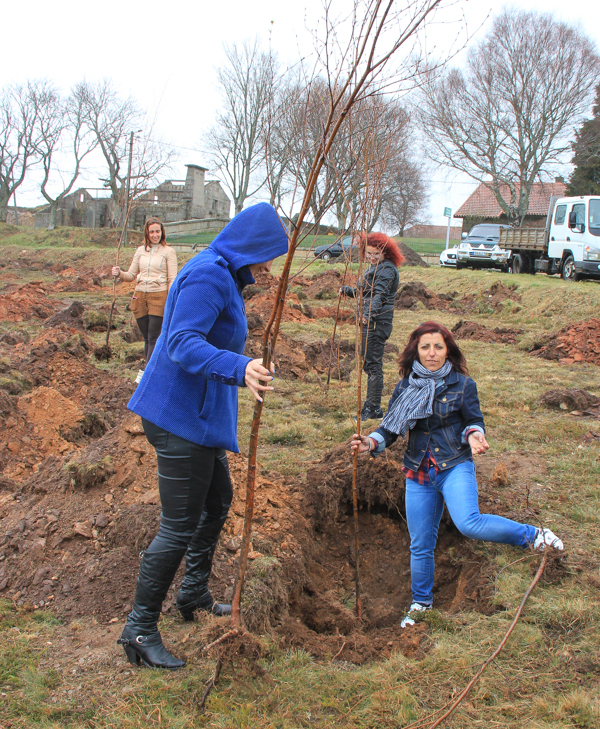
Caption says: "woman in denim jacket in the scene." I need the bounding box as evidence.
[351,321,563,628]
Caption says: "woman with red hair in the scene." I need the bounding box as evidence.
[340,232,405,420]
[351,321,564,629]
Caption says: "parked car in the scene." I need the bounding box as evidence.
[439,246,458,267]
[456,224,511,270]
[314,236,358,262]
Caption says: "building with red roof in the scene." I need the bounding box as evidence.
[454,180,566,233]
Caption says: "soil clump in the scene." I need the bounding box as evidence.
[530,318,600,366]
[451,320,523,344]
[395,281,454,311]
[0,281,64,322]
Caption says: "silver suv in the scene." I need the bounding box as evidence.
[456,224,510,271]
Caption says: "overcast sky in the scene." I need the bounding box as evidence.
[3,0,600,227]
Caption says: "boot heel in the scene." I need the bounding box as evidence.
[179,608,195,622]
[118,639,141,665]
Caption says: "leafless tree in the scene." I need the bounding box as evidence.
[419,9,600,226]
[38,87,99,229]
[379,155,428,235]
[0,81,49,223]
[204,40,279,214]
[76,80,175,225]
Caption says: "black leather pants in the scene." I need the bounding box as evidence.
[125,419,232,632]
[361,314,394,410]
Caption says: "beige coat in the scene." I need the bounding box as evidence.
[120,244,178,292]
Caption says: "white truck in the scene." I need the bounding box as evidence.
[499,195,600,280]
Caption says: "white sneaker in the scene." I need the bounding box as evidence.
[135,369,144,384]
[533,528,564,551]
[400,602,431,628]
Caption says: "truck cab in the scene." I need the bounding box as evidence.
[544,196,600,281]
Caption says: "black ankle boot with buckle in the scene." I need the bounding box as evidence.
[118,549,186,670]
[118,625,185,670]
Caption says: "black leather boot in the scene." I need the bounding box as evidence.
[118,549,186,670]
[176,509,231,621]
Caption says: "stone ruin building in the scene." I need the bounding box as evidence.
[33,164,230,230]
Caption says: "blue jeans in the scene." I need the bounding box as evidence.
[405,460,538,605]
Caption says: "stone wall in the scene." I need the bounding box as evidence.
[163,217,230,237]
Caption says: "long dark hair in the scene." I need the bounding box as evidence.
[359,232,405,267]
[399,321,468,378]
[143,217,167,251]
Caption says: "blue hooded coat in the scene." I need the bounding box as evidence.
[127,203,289,451]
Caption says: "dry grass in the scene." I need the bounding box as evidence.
[2,249,600,727]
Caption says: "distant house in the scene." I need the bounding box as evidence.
[33,164,231,230]
[454,180,567,233]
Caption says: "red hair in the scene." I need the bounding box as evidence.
[143,217,167,251]
[360,232,405,267]
[399,321,468,378]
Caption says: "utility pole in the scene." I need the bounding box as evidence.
[122,131,135,247]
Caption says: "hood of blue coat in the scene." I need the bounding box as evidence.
[209,203,288,275]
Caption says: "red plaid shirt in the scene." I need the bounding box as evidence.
[402,450,439,484]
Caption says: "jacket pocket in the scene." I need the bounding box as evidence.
[433,392,460,419]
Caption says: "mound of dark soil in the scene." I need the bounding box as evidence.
[451,320,523,344]
[44,301,86,330]
[395,281,453,311]
[540,388,600,411]
[398,242,428,267]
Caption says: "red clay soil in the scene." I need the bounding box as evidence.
[531,318,600,366]
[452,320,523,344]
[0,281,64,322]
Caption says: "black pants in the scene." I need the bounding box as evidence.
[361,315,394,410]
[136,315,163,363]
[142,419,232,556]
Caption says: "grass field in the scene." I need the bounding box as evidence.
[1,231,600,728]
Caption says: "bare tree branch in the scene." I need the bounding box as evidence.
[419,9,600,225]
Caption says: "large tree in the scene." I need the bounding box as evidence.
[204,40,278,214]
[38,87,99,229]
[567,84,600,196]
[379,156,428,236]
[76,80,174,226]
[419,9,600,226]
[0,81,48,223]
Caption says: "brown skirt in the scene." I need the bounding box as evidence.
[130,290,168,318]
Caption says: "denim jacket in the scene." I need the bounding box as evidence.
[372,370,485,471]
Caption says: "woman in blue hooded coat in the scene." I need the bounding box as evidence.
[118,203,288,670]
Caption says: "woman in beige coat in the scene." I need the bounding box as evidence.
[112,217,177,375]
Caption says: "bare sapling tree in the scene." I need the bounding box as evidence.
[230,0,451,630]
[0,81,48,223]
[419,8,600,226]
[76,80,175,226]
[38,87,99,229]
[205,40,279,214]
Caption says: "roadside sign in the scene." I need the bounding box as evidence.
[444,207,452,217]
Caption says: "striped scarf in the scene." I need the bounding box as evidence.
[381,360,452,436]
